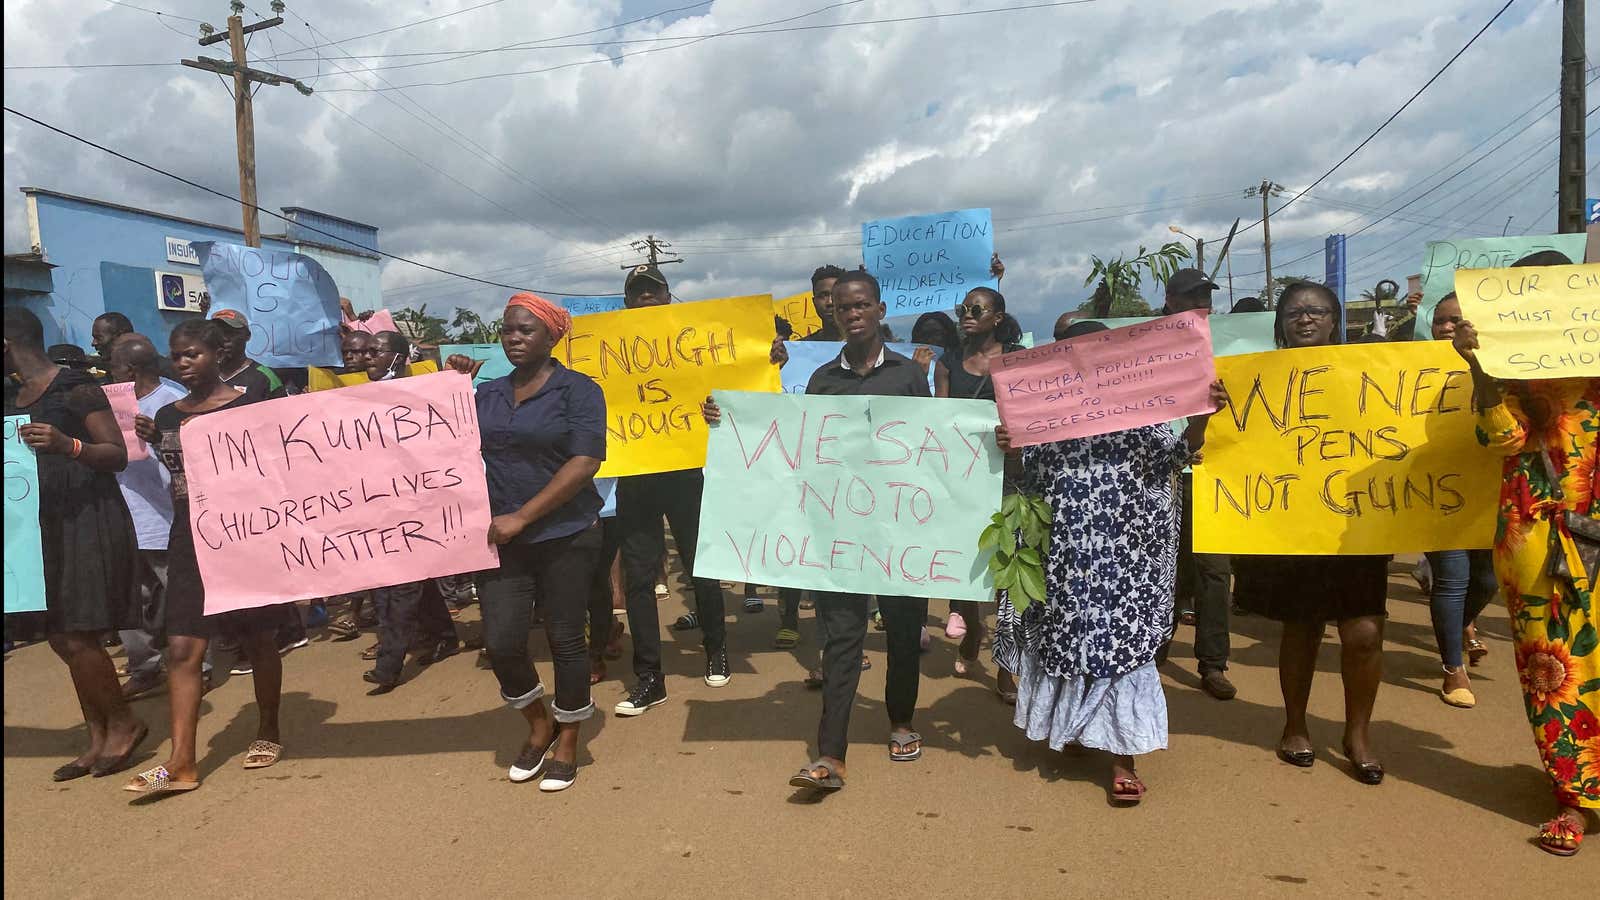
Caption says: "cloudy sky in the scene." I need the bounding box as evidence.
[4,0,1594,339]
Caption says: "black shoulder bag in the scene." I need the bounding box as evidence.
[1540,449,1600,588]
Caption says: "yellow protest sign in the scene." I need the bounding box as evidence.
[774,290,823,339]
[306,360,439,392]
[1194,342,1500,555]
[1454,264,1600,379]
[558,295,781,477]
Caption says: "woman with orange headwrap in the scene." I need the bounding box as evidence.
[446,292,606,792]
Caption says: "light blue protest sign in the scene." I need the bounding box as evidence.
[4,416,47,614]
[864,208,997,317]
[194,241,343,368]
[1018,332,1035,349]
[695,392,1003,602]
[562,295,626,316]
[781,342,940,394]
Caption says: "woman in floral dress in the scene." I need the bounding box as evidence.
[993,340,1226,804]
[1453,306,1599,856]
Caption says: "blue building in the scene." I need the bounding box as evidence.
[11,187,382,348]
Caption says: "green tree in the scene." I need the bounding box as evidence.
[1266,274,1319,305]
[390,304,451,344]
[450,307,500,344]
[1083,242,1191,317]
[1073,286,1153,318]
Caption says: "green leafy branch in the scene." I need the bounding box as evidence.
[979,493,1052,613]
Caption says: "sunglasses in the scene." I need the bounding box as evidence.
[955,303,993,319]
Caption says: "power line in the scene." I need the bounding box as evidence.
[101,0,202,23]
[1207,0,1520,244]
[1,105,599,296]
[259,0,510,57]
[261,0,716,75]
[318,0,1100,92]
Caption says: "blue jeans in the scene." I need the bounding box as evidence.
[1423,549,1497,668]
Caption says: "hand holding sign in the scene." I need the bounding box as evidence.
[991,309,1218,447]
[1453,264,1600,378]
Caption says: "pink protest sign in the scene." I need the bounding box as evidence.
[179,371,498,613]
[101,382,147,462]
[991,309,1217,447]
[345,309,399,334]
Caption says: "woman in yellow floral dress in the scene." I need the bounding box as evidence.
[1454,313,1599,857]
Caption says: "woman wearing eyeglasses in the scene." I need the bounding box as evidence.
[1421,293,1497,708]
[1232,281,1392,785]
[935,286,1025,699]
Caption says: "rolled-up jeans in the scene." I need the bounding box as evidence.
[478,525,601,722]
[1423,549,1497,669]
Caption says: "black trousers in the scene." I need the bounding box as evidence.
[1177,473,1231,674]
[815,593,926,762]
[478,527,599,719]
[617,469,726,679]
[588,517,621,659]
[372,579,457,683]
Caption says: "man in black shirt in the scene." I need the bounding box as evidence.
[1159,268,1236,701]
[706,270,930,791]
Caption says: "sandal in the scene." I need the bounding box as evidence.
[774,627,800,649]
[123,764,199,795]
[1466,638,1489,667]
[789,760,844,791]
[945,612,967,639]
[804,668,825,689]
[889,730,922,762]
[1538,811,1586,857]
[242,740,284,769]
[328,618,360,642]
[1111,775,1147,804]
[671,612,700,631]
[589,659,606,686]
[604,621,625,660]
[360,643,380,661]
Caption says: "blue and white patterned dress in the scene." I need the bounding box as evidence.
[993,424,1189,756]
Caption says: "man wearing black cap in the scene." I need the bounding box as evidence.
[611,263,732,715]
[1160,269,1236,700]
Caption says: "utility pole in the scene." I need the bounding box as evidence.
[181,3,311,247]
[1246,181,1286,305]
[1558,0,1586,233]
[622,234,684,270]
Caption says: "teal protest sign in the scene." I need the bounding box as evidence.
[864,208,997,317]
[1086,311,1276,357]
[1412,234,1589,340]
[439,343,510,385]
[4,416,47,613]
[695,391,1003,602]
[780,342,939,394]
[194,241,343,368]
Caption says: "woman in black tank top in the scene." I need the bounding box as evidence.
[934,287,1023,698]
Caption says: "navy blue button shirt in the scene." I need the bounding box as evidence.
[475,361,607,545]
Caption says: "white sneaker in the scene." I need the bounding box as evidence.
[705,648,731,688]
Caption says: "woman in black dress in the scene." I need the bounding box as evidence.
[1232,282,1390,785]
[4,307,146,781]
[123,319,288,795]
[934,288,1024,696]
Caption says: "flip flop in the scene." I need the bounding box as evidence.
[123,764,199,795]
[91,721,149,777]
[242,740,284,769]
[774,628,800,649]
[945,612,967,639]
[671,612,700,631]
[804,668,825,689]
[1538,814,1586,857]
[789,760,843,791]
[1111,776,1147,804]
[889,731,922,762]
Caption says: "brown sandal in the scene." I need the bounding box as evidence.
[242,740,284,769]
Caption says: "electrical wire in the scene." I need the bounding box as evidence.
[1,106,602,296]
[317,0,1100,92]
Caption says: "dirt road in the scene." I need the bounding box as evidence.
[2,564,1571,897]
